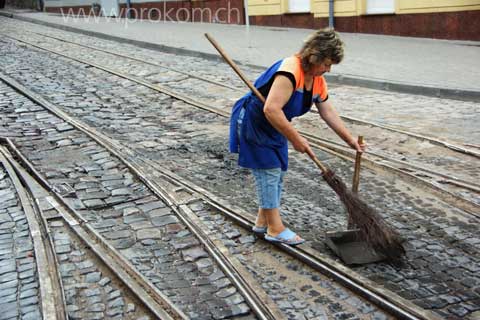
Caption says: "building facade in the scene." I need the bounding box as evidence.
[40,0,480,40]
[248,0,480,40]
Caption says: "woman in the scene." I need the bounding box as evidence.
[230,29,365,245]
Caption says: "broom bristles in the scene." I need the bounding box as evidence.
[323,170,405,260]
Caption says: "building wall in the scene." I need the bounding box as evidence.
[247,0,480,40]
[312,0,358,17]
[39,0,480,39]
[6,0,39,9]
[44,0,94,7]
[43,0,245,24]
[248,0,480,16]
[396,0,480,14]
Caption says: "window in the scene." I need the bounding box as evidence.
[366,0,395,14]
[288,0,310,13]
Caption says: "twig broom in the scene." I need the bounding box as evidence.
[205,33,405,260]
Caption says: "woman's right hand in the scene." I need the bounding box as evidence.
[292,137,315,159]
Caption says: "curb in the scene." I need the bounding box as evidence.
[1,10,479,102]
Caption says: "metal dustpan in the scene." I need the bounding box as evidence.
[325,229,385,265]
[325,136,385,265]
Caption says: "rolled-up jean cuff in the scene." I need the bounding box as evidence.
[251,168,286,209]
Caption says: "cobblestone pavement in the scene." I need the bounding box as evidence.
[0,24,479,319]
[0,62,394,320]
[0,82,256,319]
[0,165,41,320]
[295,111,480,206]
[3,18,479,206]
[20,172,158,320]
[190,200,391,320]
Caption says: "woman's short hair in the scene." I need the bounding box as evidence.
[299,28,344,71]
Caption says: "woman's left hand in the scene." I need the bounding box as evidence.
[349,139,367,153]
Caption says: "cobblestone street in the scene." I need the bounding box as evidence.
[0,13,479,320]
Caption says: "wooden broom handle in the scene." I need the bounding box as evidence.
[205,33,330,174]
[352,136,364,193]
[204,33,266,104]
[310,155,328,174]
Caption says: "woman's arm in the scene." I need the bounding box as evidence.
[315,100,365,152]
[264,75,314,157]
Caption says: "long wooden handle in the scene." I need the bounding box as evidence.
[205,33,331,174]
[352,136,364,193]
[310,154,328,174]
[204,33,266,103]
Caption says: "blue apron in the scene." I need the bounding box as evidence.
[229,57,327,171]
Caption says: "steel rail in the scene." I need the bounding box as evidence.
[332,114,480,159]
[14,30,480,159]
[83,133,282,320]
[1,33,230,118]
[302,131,480,192]
[31,31,242,91]
[0,70,441,320]
[0,147,68,320]
[303,133,480,218]
[0,77,279,320]
[2,34,480,218]
[465,143,480,149]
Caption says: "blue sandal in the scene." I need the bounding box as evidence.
[264,228,305,246]
[252,226,267,234]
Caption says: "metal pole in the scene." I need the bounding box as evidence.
[126,0,132,18]
[244,0,249,27]
[329,0,334,28]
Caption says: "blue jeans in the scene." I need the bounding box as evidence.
[252,168,286,209]
[237,107,286,208]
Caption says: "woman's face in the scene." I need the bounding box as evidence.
[311,58,333,76]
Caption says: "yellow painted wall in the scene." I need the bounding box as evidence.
[248,0,480,17]
[397,0,480,14]
[248,0,283,16]
[312,0,358,17]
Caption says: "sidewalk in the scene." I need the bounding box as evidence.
[1,9,480,100]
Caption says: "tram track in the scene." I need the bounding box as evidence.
[0,68,438,320]
[1,30,478,217]
[0,29,480,318]
[0,70,404,320]
[0,141,186,320]
[21,29,480,158]
[0,75,275,319]
[0,146,67,320]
